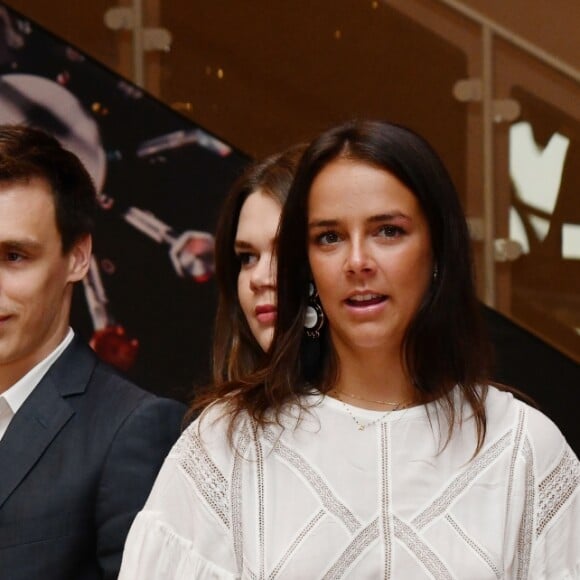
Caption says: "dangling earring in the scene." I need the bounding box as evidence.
[432,265,439,282]
[304,282,325,339]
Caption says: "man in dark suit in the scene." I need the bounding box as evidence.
[0,125,186,579]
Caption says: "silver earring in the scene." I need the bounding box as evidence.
[433,265,439,281]
[304,282,324,339]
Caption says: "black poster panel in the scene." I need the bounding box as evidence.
[484,306,580,454]
[0,3,250,402]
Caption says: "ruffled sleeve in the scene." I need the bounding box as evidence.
[119,512,237,579]
[119,412,240,579]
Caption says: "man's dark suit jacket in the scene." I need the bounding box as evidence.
[0,336,186,579]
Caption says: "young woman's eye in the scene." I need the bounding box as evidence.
[316,231,341,246]
[237,252,258,267]
[377,224,404,238]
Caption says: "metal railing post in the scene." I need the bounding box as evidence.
[132,0,144,87]
[481,24,495,306]
[436,0,580,84]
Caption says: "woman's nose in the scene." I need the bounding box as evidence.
[250,254,276,290]
[344,238,375,275]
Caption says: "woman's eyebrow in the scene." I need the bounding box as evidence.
[234,240,254,250]
[308,213,412,229]
[367,212,411,223]
[308,218,339,229]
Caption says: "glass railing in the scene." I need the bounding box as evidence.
[508,87,580,360]
[2,0,579,363]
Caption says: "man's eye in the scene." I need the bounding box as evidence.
[6,252,25,262]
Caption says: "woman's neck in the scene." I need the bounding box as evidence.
[330,345,416,410]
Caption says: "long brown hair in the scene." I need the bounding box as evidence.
[194,121,495,453]
[187,144,306,419]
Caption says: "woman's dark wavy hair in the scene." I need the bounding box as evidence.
[195,120,492,453]
[187,144,306,419]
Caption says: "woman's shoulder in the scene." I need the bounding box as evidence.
[169,400,249,467]
[485,387,580,554]
[485,385,577,470]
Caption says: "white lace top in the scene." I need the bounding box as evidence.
[119,387,580,579]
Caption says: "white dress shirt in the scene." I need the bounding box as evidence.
[0,328,74,441]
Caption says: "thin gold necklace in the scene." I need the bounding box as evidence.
[332,392,412,431]
[331,389,404,407]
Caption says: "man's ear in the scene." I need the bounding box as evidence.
[67,234,92,283]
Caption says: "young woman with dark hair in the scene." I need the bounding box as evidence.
[210,143,306,384]
[120,121,579,579]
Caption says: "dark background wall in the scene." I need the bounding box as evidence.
[0,3,249,401]
[1,2,578,454]
[485,306,580,452]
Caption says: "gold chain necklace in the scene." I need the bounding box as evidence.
[331,389,404,407]
[332,392,411,432]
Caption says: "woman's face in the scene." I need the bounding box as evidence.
[307,158,433,357]
[235,190,282,351]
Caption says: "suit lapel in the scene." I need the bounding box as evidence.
[0,378,74,509]
[0,337,95,510]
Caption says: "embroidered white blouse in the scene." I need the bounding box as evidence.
[119,387,580,579]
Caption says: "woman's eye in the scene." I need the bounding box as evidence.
[316,231,341,245]
[237,252,258,266]
[378,224,403,238]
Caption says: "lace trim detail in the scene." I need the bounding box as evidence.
[322,518,380,579]
[394,516,452,580]
[269,510,325,580]
[231,423,252,572]
[412,431,512,530]
[262,427,361,533]
[242,563,258,580]
[251,421,266,580]
[516,438,534,580]
[506,406,526,521]
[537,445,580,536]
[445,514,501,578]
[380,423,392,579]
[175,429,230,529]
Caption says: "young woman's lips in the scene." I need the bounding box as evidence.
[255,305,277,324]
[344,292,388,312]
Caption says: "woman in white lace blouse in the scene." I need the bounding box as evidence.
[120,121,579,579]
